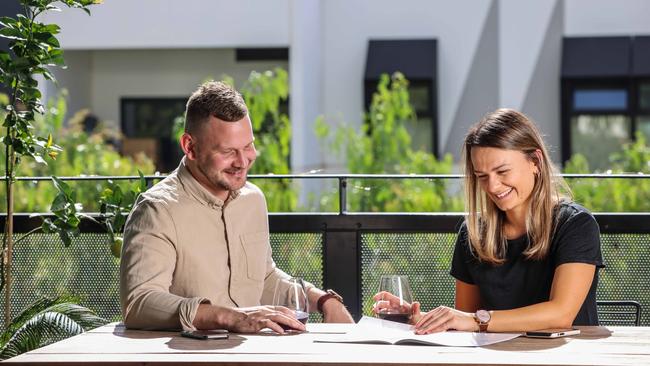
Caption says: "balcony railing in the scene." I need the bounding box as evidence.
[2,174,650,327]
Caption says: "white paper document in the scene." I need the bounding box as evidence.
[313,316,521,347]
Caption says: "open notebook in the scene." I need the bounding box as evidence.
[313,316,521,347]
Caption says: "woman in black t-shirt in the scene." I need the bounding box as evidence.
[373,108,603,333]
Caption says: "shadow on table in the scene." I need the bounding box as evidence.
[484,327,612,352]
[111,327,246,350]
[166,334,246,350]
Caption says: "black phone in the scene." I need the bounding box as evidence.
[525,328,580,338]
[180,329,229,340]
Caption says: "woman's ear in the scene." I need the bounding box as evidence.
[532,149,543,175]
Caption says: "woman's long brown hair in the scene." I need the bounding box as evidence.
[463,109,571,264]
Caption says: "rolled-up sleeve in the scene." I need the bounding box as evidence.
[120,198,208,330]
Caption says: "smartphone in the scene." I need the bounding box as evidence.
[180,329,229,340]
[525,328,580,338]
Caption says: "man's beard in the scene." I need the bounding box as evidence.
[199,165,247,193]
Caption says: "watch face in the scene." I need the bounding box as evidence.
[476,310,490,323]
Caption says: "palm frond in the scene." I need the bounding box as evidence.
[0,294,81,345]
[0,296,107,360]
[45,303,107,330]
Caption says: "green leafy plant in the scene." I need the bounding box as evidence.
[0,295,106,360]
[1,96,154,213]
[220,69,296,212]
[565,132,650,212]
[316,72,462,212]
[40,177,87,247]
[98,174,148,257]
[0,0,100,332]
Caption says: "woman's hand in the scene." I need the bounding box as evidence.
[372,291,423,324]
[413,305,478,334]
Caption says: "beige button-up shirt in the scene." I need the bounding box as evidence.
[120,158,308,330]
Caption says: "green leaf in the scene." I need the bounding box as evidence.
[0,27,27,41]
[138,170,147,192]
[49,193,67,213]
[0,296,107,360]
[33,155,46,164]
[58,230,71,247]
[51,176,72,198]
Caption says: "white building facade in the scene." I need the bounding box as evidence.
[38,0,650,173]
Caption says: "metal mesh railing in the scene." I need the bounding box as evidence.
[268,233,324,323]
[361,233,457,316]
[4,232,121,330]
[360,232,650,325]
[599,234,650,325]
[1,225,648,328]
[0,232,323,329]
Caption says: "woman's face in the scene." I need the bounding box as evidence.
[470,147,539,216]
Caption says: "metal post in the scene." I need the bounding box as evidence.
[339,177,347,215]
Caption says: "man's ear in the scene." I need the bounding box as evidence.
[180,133,196,160]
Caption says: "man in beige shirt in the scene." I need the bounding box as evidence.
[120,81,353,333]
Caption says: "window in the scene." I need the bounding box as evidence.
[120,97,187,172]
[561,36,650,171]
[364,39,438,155]
[573,89,628,111]
[639,82,650,142]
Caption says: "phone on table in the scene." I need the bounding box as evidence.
[180,329,229,340]
[525,328,580,338]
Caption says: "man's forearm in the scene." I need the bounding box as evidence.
[307,287,327,313]
[193,303,245,330]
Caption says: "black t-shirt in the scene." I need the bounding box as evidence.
[450,202,605,325]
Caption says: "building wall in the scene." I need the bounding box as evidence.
[565,0,650,36]
[50,49,287,130]
[37,0,650,172]
[40,0,290,49]
[320,0,493,166]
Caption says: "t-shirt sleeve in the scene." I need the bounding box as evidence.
[553,210,605,268]
[450,222,475,284]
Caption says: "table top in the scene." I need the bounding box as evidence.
[6,322,650,366]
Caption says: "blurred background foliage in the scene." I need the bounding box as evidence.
[564,132,650,212]
[2,69,649,213]
[0,92,154,213]
[315,73,463,213]
[1,68,649,325]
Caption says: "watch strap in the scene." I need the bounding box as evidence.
[317,289,343,313]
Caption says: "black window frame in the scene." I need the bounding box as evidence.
[561,36,650,166]
[364,39,438,156]
[120,97,188,172]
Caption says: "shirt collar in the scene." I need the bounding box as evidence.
[176,156,240,209]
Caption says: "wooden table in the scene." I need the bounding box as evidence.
[5,323,650,365]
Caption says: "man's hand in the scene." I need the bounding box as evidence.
[229,305,306,333]
[194,304,305,334]
[321,299,354,323]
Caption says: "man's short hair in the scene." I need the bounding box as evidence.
[184,81,248,133]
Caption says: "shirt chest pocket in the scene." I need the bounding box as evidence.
[239,231,269,281]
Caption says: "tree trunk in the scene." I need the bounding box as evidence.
[3,151,14,327]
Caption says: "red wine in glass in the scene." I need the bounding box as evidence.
[273,277,309,331]
[296,310,309,324]
[378,312,410,323]
[377,275,414,324]
[280,310,309,330]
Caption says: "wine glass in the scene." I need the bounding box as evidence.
[376,275,414,323]
[272,277,309,330]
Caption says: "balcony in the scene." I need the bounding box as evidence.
[1,174,649,327]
